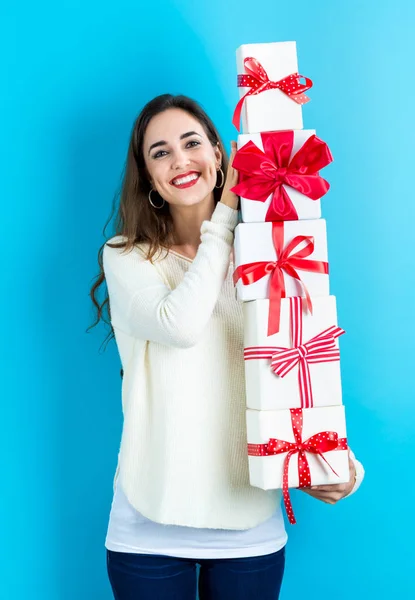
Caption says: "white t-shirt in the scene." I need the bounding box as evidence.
[104,451,364,559]
[105,480,288,559]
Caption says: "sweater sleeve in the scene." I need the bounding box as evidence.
[344,448,365,498]
[103,202,239,349]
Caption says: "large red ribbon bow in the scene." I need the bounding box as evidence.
[244,297,345,408]
[233,222,328,336]
[231,131,333,221]
[233,57,313,131]
[248,408,348,524]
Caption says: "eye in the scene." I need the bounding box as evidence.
[152,149,168,159]
[152,140,200,159]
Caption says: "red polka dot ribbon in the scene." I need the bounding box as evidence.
[244,297,345,408]
[230,131,333,222]
[233,57,313,131]
[247,408,348,524]
[233,222,329,336]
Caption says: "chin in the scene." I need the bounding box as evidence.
[172,189,214,207]
[176,196,208,207]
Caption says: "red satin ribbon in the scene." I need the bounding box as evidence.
[233,222,328,336]
[244,297,345,408]
[248,408,348,524]
[231,131,333,221]
[233,57,313,131]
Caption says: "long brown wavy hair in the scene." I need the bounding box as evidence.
[87,94,229,350]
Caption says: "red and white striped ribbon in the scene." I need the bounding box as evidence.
[244,297,345,408]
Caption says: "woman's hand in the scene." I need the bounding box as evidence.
[300,451,356,504]
[219,141,239,211]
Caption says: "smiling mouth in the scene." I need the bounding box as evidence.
[170,172,201,188]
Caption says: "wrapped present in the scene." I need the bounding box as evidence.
[244,296,344,410]
[233,41,312,133]
[247,406,349,523]
[231,130,333,223]
[233,220,329,335]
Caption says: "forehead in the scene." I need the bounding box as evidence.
[143,108,206,149]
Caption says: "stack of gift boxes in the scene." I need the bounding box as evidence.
[231,41,350,524]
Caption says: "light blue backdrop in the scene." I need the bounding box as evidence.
[2,0,413,598]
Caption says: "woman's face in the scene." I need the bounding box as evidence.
[143,108,222,208]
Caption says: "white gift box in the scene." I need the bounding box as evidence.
[246,405,349,490]
[243,296,343,410]
[236,41,304,133]
[233,219,329,302]
[237,130,322,223]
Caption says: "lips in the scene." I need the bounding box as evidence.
[170,171,201,188]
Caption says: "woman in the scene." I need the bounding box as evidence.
[89,94,364,600]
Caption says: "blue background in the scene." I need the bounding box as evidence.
[2,0,413,597]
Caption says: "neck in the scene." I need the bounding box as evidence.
[170,195,216,249]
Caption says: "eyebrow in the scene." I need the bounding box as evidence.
[148,131,202,155]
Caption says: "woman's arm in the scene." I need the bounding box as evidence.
[103,202,238,349]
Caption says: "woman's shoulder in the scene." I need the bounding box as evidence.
[105,236,149,255]
[103,237,169,267]
[102,237,146,272]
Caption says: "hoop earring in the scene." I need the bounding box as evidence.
[148,188,165,209]
[215,167,225,189]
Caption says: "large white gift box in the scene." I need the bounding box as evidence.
[236,41,305,133]
[243,296,344,410]
[236,130,324,223]
[233,219,329,302]
[246,405,349,490]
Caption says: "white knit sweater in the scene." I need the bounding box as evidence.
[103,201,279,529]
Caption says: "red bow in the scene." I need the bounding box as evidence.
[233,222,328,336]
[233,57,313,131]
[231,131,333,221]
[244,297,345,408]
[248,408,348,524]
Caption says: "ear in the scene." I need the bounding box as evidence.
[214,143,222,169]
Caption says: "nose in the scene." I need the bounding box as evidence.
[171,147,191,170]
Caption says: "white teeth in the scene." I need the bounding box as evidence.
[172,174,199,186]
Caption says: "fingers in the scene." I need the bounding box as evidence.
[229,141,237,168]
[301,488,344,504]
[309,483,348,492]
[224,146,239,189]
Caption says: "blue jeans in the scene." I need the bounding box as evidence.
[106,546,285,600]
